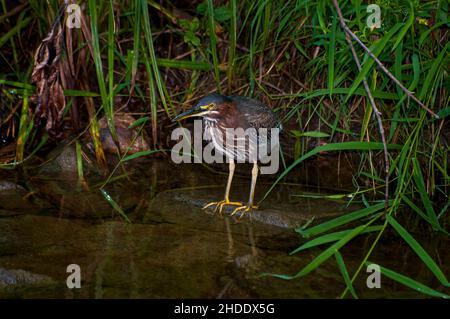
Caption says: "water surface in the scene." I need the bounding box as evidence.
[0,158,448,298]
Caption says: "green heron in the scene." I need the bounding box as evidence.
[173,93,281,216]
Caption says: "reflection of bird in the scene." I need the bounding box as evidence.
[173,93,281,217]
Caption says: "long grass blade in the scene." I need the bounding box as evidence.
[88,0,113,138]
[15,93,31,162]
[206,0,221,90]
[290,226,383,254]
[387,215,449,287]
[262,142,402,203]
[140,0,171,116]
[412,157,439,227]
[227,0,237,90]
[264,223,371,280]
[328,13,336,94]
[335,251,358,299]
[296,202,387,238]
[345,23,402,101]
[366,262,449,299]
[106,0,117,141]
[100,188,131,223]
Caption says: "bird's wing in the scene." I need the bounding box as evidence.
[230,96,280,129]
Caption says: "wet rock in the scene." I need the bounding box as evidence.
[148,189,349,229]
[0,268,53,288]
[95,114,150,155]
[37,144,80,176]
[37,114,150,177]
[0,181,26,191]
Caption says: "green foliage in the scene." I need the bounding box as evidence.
[196,2,232,22]
[179,18,201,47]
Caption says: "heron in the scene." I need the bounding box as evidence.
[173,93,281,216]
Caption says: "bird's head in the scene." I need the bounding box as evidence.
[172,93,229,122]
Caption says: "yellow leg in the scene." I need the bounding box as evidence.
[231,162,259,218]
[203,160,243,214]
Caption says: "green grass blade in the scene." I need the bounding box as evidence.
[106,0,117,141]
[285,87,401,100]
[261,142,402,203]
[345,23,402,102]
[418,42,449,101]
[1,133,48,169]
[412,157,439,227]
[335,251,358,299]
[131,0,141,91]
[296,202,386,238]
[290,226,383,254]
[391,2,414,52]
[143,51,158,142]
[387,215,449,287]
[64,89,100,97]
[419,20,450,47]
[122,149,164,161]
[227,0,237,90]
[141,0,171,116]
[15,93,31,162]
[437,107,450,119]
[88,0,110,131]
[128,116,149,128]
[265,224,370,280]
[75,140,84,179]
[401,195,433,224]
[360,100,372,141]
[0,17,31,49]
[0,79,34,90]
[291,131,330,138]
[367,262,450,299]
[154,58,211,70]
[207,0,221,89]
[100,188,131,223]
[328,13,336,94]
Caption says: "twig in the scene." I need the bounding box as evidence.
[333,0,390,210]
[332,0,439,119]
[347,32,390,210]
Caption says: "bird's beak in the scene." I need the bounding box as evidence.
[172,107,209,122]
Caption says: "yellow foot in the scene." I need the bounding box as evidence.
[230,204,258,218]
[203,199,244,214]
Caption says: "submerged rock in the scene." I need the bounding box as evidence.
[0,180,35,213]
